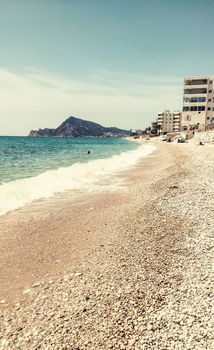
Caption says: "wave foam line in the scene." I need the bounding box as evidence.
[0,144,155,216]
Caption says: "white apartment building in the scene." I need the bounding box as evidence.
[182,77,214,131]
[157,110,182,133]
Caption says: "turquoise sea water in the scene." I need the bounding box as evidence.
[0,137,155,216]
[0,137,138,184]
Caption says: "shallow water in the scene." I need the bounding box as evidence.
[0,137,155,215]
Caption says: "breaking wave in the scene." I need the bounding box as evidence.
[0,143,155,216]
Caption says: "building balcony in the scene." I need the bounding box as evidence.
[183,101,207,107]
[183,95,207,100]
[184,84,208,90]
[184,88,207,94]
[184,79,208,86]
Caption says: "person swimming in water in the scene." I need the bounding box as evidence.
[87,150,91,154]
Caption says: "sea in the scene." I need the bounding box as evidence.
[0,137,155,216]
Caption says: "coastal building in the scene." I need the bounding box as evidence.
[181,77,214,131]
[172,111,181,132]
[157,110,182,133]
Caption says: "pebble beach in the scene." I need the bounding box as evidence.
[0,141,214,350]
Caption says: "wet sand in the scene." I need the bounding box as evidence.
[0,142,171,301]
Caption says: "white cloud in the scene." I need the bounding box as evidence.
[0,67,183,135]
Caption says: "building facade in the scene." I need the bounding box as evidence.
[182,77,214,131]
[157,110,182,133]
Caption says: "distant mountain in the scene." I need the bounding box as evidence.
[29,116,129,138]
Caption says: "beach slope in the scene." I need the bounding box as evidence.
[0,142,214,349]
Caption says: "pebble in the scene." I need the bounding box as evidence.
[23,289,31,295]
[1,144,214,350]
[74,272,83,277]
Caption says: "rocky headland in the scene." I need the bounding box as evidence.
[29,116,130,138]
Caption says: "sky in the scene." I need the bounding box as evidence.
[0,0,214,136]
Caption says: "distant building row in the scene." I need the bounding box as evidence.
[151,76,214,133]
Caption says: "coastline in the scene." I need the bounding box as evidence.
[1,141,214,349]
[0,138,148,216]
[0,142,162,301]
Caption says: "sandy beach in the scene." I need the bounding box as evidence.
[0,141,214,349]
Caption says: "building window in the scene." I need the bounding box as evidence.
[212,107,214,111]
[209,90,212,93]
[199,97,206,102]
[183,106,205,112]
[198,106,205,111]
[208,99,212,102]
[185,79,208,85]
[186,115,191,121]
[184,88,207,94]
[183,97,189,102]
[186,97,206,103]
[208,107,211,111]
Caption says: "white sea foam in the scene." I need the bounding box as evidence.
[0,143,155,216]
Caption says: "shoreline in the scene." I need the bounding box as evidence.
[1,142,214,349]
[0,139,150,217]
[0,142,165,301]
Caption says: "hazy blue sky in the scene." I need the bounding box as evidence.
[0,0,214,135]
